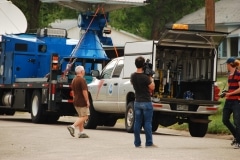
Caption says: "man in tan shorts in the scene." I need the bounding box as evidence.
[67,65,90,138]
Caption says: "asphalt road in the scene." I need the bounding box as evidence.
[0,112,239,160]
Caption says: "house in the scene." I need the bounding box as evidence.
[176,0,240,74]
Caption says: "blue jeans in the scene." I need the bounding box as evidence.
[134,101,153,147]
[222,100,240,143]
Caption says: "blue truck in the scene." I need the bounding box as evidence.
[0,0,148,123]
[0,26,123,123]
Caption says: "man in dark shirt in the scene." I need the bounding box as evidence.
[67,65,90,138]
[131,56,157,148]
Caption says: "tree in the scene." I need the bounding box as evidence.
[110,0,206,39]
[11,0,219,38]
[11,0,41,33]
[11,1,77,33]
[39,3,77,29]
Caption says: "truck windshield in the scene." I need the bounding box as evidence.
[74,61,103,76]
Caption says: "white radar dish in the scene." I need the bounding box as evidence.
[40,0,148,12]
[0,0,27,35]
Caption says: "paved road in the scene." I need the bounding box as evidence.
[0,112,238,160]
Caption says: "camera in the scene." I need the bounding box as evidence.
[143,59,155,76]
[220,90,228,98]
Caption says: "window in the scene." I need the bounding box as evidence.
[101,59,117,79]
[112,60,124,78]
[38,45,47,53]
[230,37,238,57]
[219,39,227,57]
[15,43,27,52]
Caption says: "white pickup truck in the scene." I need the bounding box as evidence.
[85,27,227,137]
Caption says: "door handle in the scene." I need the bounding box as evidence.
[114,83,118,86]
[103,83,107,86]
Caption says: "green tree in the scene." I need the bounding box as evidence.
[39,3,77,29]
[11,0,219,38]
[11,0,41,33]
[110,0,206,39]
[11,1,77,33]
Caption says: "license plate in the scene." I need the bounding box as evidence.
[176,105,188,111]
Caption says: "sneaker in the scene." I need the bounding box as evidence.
[234,143,240,149]
[145,144,158,148]
[135,145,142,148]
[78,133,89,138]
[231,138,236,146]
[67,125,75,137]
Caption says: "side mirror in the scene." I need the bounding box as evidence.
[91,70,100,77]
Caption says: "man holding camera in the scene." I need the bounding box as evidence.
[222,57,240,149]
[130,56,157,148]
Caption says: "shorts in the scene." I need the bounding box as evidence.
[74,106,90,117]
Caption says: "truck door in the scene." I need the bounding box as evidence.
[0,51,13,84]
[13,53,37,79]
[92,59,117,112]
[105,59,124,110]
[157,29,228,82]
[123,41,155,79]
[98,58,124,112]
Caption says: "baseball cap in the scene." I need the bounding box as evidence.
[226,57,236,64]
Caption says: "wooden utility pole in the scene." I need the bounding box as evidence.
[205,0,215,31]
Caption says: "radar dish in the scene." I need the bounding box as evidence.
[0,0,27,35]
[40,0,148,12]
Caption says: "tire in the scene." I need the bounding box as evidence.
[84,102,98,129]
[152,120,159,132]
[0,109,4,115]
[46,114,60,123]
[31,90,46,123]
[5,110,15,116]
[188,122,208,137]
[125,101,134,133]
[104,118,117,127]
[151,112,159,132]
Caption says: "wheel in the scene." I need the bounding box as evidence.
[152,120,159,132]
[104,118,117,127]
[31,90,46,123]
[46,114,60,123]
[5,109,15,115]
[84,101,98,129]
[125,101,134,133]
[188,122,208,137]
[0,109,4,115]
[151,112,159,132]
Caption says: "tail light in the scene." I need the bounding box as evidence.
[51,54,59,70]
[214,85,220,101]
[70,90,73,97]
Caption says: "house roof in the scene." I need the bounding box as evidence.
[50,19,77,30]
[176,0,240,25]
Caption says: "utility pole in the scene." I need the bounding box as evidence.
[205,0,215,31]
